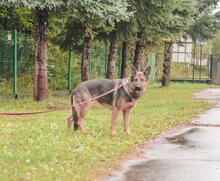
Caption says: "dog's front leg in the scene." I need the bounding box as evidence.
[123,109,132,135]
[111,107,120,136]
[67,115,73,129]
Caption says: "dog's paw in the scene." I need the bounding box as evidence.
[81,129,87,134]
[111,131,117,137]
[125,130,132,135]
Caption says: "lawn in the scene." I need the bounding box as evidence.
[0,83,214,181]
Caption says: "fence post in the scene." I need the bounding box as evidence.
[67,47,72,93]
[192,42,196,82]
[89,53,92,78]
[13,30,18,99]
[210,54,213,80]
[199,44,202,81]
[155,53,159,80]
[104,43,108,78]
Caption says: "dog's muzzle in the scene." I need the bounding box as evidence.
[135,86,143,95]
[135,87,142,91]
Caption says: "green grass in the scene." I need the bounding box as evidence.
[0,83,215,180]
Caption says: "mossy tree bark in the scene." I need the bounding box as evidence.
[133,32,145,70]
[162,42,172,87]
[81,34,92,81]
[107,30,119,79]
[121,41,128,78]
[34,8,49,101]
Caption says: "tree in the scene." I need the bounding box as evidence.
[211,11,220,54]
[58,0,133,81]
[31,1,64,101]
[211,30,220,54]
[131,0,184,70]
[119,19,137,78]
[160,0,195,86]
[156,0,220,86]
[121,41,129,78]
[161,42,172,86]
[34,8,50,101]
[101,18,136,79]
[188,10,220,41]
[1,0,64,101]
[160,0,220,86]
[107,30,119,79]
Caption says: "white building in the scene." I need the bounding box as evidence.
[172,37,208,66]
[172,37,193,63]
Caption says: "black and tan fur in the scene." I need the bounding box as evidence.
[67,66,151,135]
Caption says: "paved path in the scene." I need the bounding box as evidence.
[104,89,220,181]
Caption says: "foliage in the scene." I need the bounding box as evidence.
[0,83,215,180]
[0,0,220,95]
[211,30,220,53]
[0,8,34,33]
[68,0,132,27]
[130,0,195,43]
[56,0,133,50]
[47,44,81,90]
[129,0,219,44]
[189,10,220,41]
[0,0,64,10]
[186,0,220,41]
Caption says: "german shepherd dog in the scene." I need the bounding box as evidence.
[67,66,151,136]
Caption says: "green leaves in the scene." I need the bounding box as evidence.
[68,0,133,27]
[0,0,65,10]
[189,10,219,40]
[57,0,133,49]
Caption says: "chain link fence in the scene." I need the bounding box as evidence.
[0,30,13,96]
[0,30,34,97]
[0,29,157,99]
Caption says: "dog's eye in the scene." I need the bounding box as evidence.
[141,78,146,82]
[134,78,138,82]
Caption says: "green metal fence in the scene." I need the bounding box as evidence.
[156,52,210,82]
[0,30,14,96]
[0,29,157,99]
[0,30,35,98]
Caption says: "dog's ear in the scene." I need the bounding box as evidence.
[131,65,138,76]
[143,66,151,79]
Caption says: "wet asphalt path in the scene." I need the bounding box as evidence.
[104,89,220,181]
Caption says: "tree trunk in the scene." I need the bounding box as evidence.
[162,42,172,87]
[34,8,49,101]
[133,32,145,70]
[121,41,128,78]
[107,30,119,79]
[81,34,92,82]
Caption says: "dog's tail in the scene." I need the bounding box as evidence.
[71,91,79,130]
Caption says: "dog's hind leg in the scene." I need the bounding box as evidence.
[71,89,92,133]
[70,104,86,133]
[77,103,92,133]
[72,106,80,130]
[69,92,80,130]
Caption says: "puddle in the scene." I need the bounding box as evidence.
[103,88,220,181]
[123,160,159,181]
[165,128,198,148]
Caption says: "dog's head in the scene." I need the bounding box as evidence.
[129,65,151,97]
